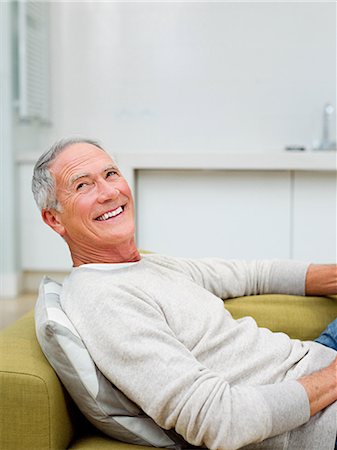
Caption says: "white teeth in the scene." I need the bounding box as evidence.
[97,207,123,221]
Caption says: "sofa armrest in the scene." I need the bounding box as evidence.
[225,294,337,341]
[0,311,76,450]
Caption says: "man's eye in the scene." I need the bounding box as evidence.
[106,170,118,178]
[76,182,88,191]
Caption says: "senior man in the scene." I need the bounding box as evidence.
[32,137,337,450]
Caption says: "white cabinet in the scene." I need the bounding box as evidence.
[136,169,336,263]
[292,172,336,262]
[136,170,292,260]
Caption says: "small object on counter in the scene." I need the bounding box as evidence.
[285,146,306,151]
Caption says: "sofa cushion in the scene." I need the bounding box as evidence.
[34,276,179,448]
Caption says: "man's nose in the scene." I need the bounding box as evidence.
[96,180,120,203]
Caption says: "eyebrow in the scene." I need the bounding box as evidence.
[69,164,119,186]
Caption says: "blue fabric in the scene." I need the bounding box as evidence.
[315,318,337,352]
[315,318,337,449]
[314,318,337,449]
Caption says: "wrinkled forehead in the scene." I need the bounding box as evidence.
[49,142,118,185]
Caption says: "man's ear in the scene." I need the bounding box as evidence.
[42,209,66,237]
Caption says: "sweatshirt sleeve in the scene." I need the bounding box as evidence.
[171,258,310,299]
[67,278,310,450]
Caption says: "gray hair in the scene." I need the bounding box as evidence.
[32,137,105,211]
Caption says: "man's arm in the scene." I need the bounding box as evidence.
[302,264,337,418]
[170,257,309,298]
[298,357,337,416]
[305,264,337,296]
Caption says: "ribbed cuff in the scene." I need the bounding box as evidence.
[257,380,310,437]
[269,260,310,295]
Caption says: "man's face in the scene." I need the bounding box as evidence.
[46,143,136,260]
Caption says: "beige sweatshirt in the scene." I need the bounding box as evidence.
[61,255,337,450]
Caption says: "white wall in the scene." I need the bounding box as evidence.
[32,1,335,154]
[12,2,336,281]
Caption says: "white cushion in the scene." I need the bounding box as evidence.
[34,276,178,447]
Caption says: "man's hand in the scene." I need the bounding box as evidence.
[305,264,337,296]
[298,357,337,417]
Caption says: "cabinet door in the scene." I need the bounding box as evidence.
[136,170,291,259]
[292,172,337,263]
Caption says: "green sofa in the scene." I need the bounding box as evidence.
[0,294,336,450]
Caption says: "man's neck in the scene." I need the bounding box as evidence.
[70,240,141,267]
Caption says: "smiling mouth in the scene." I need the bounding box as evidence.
[95,206,124,221]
